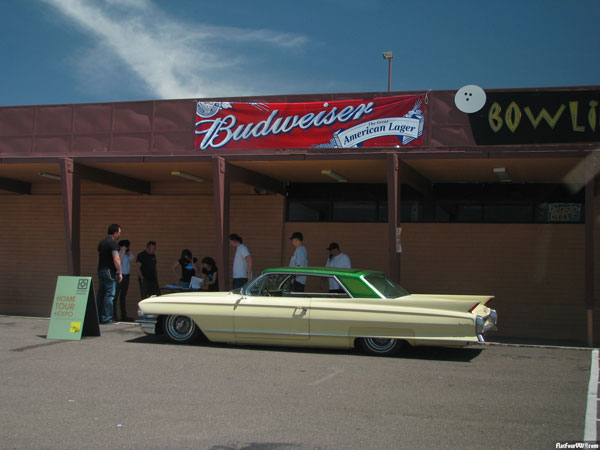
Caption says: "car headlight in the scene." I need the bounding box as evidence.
[476,316,484,335]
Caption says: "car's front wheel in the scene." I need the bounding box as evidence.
[163,315,200,344]
[359,337,404,356]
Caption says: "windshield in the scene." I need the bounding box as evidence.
[364,274,410,299]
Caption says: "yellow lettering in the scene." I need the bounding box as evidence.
[505,102,521,133]
[569,101,585,132]
[523,104,566,129]
[589,100,598,132]
[488,102,503,132]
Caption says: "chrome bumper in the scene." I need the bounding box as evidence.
[136,309,158,335]
[476,309,498,342]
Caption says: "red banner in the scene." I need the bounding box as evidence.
[194,95,426,150]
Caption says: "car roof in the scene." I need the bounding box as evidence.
[261,267,383,278]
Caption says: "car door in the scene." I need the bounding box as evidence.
[233,273,310,342]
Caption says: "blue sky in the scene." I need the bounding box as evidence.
[0,0,598,106]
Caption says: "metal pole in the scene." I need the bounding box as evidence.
[388,58,392,92]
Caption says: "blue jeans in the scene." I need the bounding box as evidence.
[97,269,117,323]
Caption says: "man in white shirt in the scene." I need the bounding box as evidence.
[325,242,351,293]
[289,232,308,292]
[229,233,252,289]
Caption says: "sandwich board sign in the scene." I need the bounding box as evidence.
[47,276,100,340]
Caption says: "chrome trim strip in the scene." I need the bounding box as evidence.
[306,332,348,338]
[229,329,309,337]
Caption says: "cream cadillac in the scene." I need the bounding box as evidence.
[137,267,498,356]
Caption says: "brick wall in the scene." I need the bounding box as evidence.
[0,192,597,344]
[282,222,389,272]
[283,221,594,343]
[0,192,286,319]
[401,223,589,343]
[0,195,68,315]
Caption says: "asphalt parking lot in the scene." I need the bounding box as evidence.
[0,316,592,450]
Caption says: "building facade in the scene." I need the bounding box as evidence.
[0,86,598,345]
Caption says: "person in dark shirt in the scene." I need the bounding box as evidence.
[201,256,219,291]
[172,249,199,287]
[136,241,160,299]
[97,224,122,324]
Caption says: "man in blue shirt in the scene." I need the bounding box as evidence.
[229,234,252,289]
[289,232,308,292]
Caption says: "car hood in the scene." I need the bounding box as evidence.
[139,291,234,306]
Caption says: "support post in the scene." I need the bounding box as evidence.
[585,157,596,347]
[59,158,81,275]
[212,156,230,290]
[387,154,401,282]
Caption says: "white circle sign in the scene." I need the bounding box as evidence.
[454,85,486,113]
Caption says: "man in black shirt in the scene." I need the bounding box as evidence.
[97,224,122,324]
[137,241,160,299]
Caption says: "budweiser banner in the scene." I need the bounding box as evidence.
[194,95,426,150]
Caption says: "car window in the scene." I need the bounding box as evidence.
[246,273,349,298]
[363,274,409,299]
[247,273,294,297]
[303,274,341,295]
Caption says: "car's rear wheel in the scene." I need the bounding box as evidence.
[359,337,404,356]
[163,315,200,344]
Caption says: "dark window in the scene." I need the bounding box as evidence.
[285,182,584,224]
[332,201,377,222]
[286,184,387,222]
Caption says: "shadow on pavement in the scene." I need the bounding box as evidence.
[126,334,484,362]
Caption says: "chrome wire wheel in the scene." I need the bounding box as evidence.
[163,315,200,344]
[360,337,402,356]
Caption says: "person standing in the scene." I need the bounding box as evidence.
[289,232,308,292]
[229,234,252,289]
[113,239,133,322]
[97,224,122,324]
[325,242,351,293]
[137,241,160,299]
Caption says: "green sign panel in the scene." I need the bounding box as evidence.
[47,276,100,340]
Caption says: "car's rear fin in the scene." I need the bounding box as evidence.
[468,302,479,313]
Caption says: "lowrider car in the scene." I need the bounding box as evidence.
[137,267,497,356]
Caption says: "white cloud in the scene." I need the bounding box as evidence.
[39,0,310,99]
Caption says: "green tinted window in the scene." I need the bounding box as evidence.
[364,274,409,299]
[337,276,380,298]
